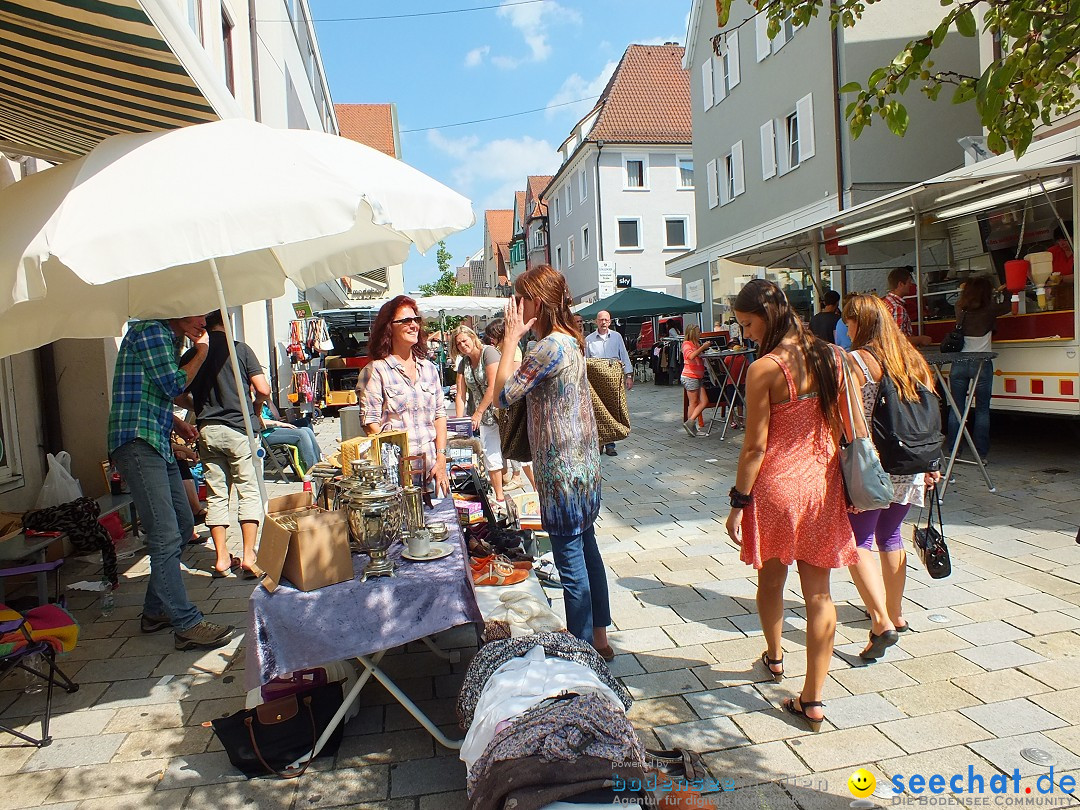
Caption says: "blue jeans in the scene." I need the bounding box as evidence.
[947,358,993,459]
[264,426,320,470]
[549,525,611,641]
[112,439,202,631]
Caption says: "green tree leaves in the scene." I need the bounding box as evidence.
[418,241,473,297]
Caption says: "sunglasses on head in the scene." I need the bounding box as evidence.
[391,316,423,325]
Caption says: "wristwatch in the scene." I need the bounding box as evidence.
[436,447,449,456]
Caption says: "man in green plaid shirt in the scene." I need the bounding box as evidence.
[108,316,234,651]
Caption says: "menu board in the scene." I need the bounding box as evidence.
[948,217,985,260]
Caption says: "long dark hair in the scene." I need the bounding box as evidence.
[368,294,428,361]
[513,264,584,350]
[956,275,993,312]
[733,279,840,426]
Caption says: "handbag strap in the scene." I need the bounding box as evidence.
[837,350,870,446]
[244,695,317,779]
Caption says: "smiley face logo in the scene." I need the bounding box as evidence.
[848,768,876,798]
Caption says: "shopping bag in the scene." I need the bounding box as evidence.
[211,680,344,779]
[913,494,951,579]
[35,452,83,508]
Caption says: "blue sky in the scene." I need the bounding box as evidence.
[310,0,690,290]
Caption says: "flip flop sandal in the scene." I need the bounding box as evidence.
[783,697,826,733]
[860,628,900,661]
[212,555,241,578]
[240,564,262,580]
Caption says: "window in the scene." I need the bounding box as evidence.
[678,156,694,188]
[786,111,800,170]
[554,244,563,270]
[706,158,719,209]
[221,6,235,94]
[756,10,797,61]
[664,217,688,249]
[760,120,777,180]
[565,184,572,215]
[579,168,588,203]
[617,219,641,249]
[186,0,203,41]
[568,236,576,266]
[624,157,647,189]
[776,94,816,174]
[719,141,745,205]
[0,358,22,487]
[582,225,590,258]
[553,196,560,225]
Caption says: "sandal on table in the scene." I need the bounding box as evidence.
[212,556,241,578]
[471,557,528,586]
[783,696,826,732]
[860,628,899,661]
[760,651,784,682]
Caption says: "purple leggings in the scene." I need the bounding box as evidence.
[848,502,911,553]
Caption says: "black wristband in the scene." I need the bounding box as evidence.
[729,486,752,509]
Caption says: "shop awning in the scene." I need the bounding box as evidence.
[0,0,221,162]
[576,287,703,319]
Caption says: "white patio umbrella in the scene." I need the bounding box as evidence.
[0,118,474,490]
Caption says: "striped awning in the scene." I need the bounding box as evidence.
[0,0,220,162]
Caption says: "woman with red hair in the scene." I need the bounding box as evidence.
[355,295,449,495]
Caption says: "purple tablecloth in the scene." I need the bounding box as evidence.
[246,498,482,688]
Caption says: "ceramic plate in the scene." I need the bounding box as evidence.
[402,541,453,562]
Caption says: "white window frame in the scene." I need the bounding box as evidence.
[616,217,642,250]
[719,141,745,206]
[701,58,714,110]
[554,244,563,270]
[579,168,588,203]
[552,196,560,225]
[582,224,590,258]
[623,155,648,190]
[710,32,740,103]
[756,10,796,61]
[0,357,23,489]
[760,120,777,180]
[568,235,576,266]
[565,184,572,215]
[677,155,694,189]
[778,94,815,175]
[786,111,801,171]
[706,158,719,209]
[663,216,689,249]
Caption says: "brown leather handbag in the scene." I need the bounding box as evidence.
[497,357,631,461]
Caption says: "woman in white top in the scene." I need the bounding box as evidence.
[452,325,506,507]
[841,295,940,660]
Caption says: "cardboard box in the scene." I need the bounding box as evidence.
[257,492,353,592]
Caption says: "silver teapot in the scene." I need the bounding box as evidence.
[344,482,405,581]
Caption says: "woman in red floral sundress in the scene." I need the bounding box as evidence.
[724,280,858,732]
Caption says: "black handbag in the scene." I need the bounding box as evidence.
[913,494,951,579]
[941,309,965,353]
[211,681,345,779]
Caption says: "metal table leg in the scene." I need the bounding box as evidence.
[937,360,995,499]
[356,653,463,749]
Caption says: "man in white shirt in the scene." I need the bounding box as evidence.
[584,310,632,457]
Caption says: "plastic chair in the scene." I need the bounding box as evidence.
[0,559,80,747]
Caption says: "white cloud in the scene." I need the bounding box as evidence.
[464,45,490,67]
[483,0,580,68]
[545,60,618,119]
[427,130,560,210]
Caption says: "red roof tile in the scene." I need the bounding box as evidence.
[335,104,399,157]
[526,175,553,219]
[514,191,526,228]
[485,209,514,252]
[586,44,691,144]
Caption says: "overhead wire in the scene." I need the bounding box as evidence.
[400,95,599,133]
[302,0,554,23]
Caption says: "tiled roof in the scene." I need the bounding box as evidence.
[526,175,552,218]
[586,44,691,144]
[485,209,514,251]
[514,191,526,229]
[335,104,399,157]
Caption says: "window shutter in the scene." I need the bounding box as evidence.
[731,141,745,198]
[701,60,714,110]
[760,121,776,180]
[727,32,740,88]
[706,158,718,209]
[756,14,770,61]
[714,55,727,102]
[797,93,816,161]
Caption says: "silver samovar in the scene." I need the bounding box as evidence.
[344,478,405,581]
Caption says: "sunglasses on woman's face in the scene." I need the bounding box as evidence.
[392,316,423,325]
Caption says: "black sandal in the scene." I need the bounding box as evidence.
[760,651,784,682]
[860,628,900,661]
[644,747,707,781]
[783,696,826,732]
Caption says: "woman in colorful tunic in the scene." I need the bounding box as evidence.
[356,295,449,496]
[494,265,611,658]
[725,279,858,732]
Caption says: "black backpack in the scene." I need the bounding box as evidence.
[867,353,944,475]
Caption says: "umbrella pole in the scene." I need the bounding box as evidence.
[208,258,269,513]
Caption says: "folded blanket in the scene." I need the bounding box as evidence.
[0,603,79,656]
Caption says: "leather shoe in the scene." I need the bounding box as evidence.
[604,445,618,456]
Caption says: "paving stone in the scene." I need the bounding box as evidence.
[786,725,903,771]
[633,644,715,673]
[957,641,1048,671]
[73,789,189,810]
[685,684,772,718]
[958,577,1038,599]
[877,710,992,753]
[335,729,434,767]
[0,746,34,776]
[607,625,678,653]
[1021,660,1080,690]
[894,651,986,683]
[950,619,1031,646]
[1046,726,1080,759]
[620,668,704,700]
[719,781,800,810]
[158,751,247,789]
[626,696,699,728]
[821,693,906,729]
[953,668,1054,702]
[654,714,749,752]
[830,661,918,695]
[610,605,682,631]
[111,726,213,761]
[961,698,1069,737]
[1017,630,1080,660]
[886,629,971,657]
[47,759,169,802]
[663,619,742,646]
[671,596,750,622]
[389,756,466,798]
[903,585,985,610]
[182,778,299,809]
[292,765,391,807]
[786,765,895,810]
[0,772,65,809]
[102,703,186,733]
[968,732,1080,778]
[1030,687,1080,725]
[729,708,818,744]
[1007,611,1080,636]
[700,740,810,789]
[1011,593,1080,613]
[23,732,126,771]
[93,676,191,709]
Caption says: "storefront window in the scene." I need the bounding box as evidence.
[0,358,22,486]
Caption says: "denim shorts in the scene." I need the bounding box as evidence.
[681,376,703,391]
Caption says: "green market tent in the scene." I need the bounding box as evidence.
[576,287,702,319]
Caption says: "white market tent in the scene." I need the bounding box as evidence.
[359,294,510,319]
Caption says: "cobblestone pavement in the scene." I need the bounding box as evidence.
[3,382,1080,809]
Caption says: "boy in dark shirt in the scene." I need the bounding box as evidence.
[809,290,842,343]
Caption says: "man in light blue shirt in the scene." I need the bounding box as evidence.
[584,310,632,457]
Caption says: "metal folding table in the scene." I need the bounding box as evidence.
[923,350,996,499]
[700,349,754,439]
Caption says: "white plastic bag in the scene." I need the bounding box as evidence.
[35,451,83,508]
